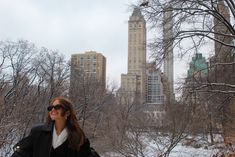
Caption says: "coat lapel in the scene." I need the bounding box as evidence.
[37,122,53,157]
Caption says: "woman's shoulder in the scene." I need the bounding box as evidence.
[31,122,53,133]
[77,138,91,156]
[81,139,100,157]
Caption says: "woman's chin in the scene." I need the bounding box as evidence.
[50,116,57,120]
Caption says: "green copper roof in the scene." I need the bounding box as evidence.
[187,53,208,77]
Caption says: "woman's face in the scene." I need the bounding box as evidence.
[49,100,66,121]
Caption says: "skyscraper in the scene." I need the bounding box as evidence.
[212,1,235,145]
[146,63,165,108]
[213,1,233,62]
[119,7,147,103]
[128,7,147,76]
[163,6,174,102]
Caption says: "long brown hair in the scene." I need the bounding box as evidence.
[47,97,85,150]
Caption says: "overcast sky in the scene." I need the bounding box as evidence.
[0,0,191,88]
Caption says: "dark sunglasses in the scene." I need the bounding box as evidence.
[47,104,65,111]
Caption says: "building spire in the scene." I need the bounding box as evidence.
[132,7,143,17]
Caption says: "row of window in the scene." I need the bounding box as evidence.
[147,96,164,103]
[147,87,160,91]
[80,63,96,66]
[72,56,97,61]
[84,69,96,73]
[148,91,161,95]
[148,76,158,80]
[147,82,160,85]
[72,60,97,66]
[129,34,144,43]
[80,56,96,59]
[125,78,136,81]
[129,48,145,55]
[129,58,143,63]
[129,64,144,69]
[147,83,160,86]
[147,88,161,92]
[129,23,142,28]
[130,46,145,50]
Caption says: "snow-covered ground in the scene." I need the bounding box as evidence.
[146,138,220,157]
[103,143,219,157]
[1,133,225,157]
[168,143,218,157]
[103,134,223,157]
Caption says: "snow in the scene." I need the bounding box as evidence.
[103,134,223,157]
[1,133,224,157]
[169,144,218,157]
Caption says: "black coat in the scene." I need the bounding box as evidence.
[11,123,92,157]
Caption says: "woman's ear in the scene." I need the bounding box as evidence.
[65,111,70,120]
[66,111,70,117]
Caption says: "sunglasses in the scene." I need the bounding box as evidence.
[47,104,65,111]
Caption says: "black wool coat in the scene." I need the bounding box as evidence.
[11,122,92,157]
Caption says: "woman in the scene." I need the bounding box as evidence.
[11,97,93,157]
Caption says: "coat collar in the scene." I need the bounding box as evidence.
[41,121,54,132]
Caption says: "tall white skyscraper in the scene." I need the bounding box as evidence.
[163,7,174,101]
[119,7,147,102]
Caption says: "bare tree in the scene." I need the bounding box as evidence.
[129,0,235,155]
[99,93,147,157]
[0,40,70,157]
[0,40,39,156]
[138,0,234,60]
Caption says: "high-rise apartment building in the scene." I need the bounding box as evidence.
[71,51,106,88]
[146,63,165,108]
[213,1,233,62]
[212,1,235,145]
[163,6,174,101]
[127,7,147,76]
[119,7,147,102]
[144,63,165,127]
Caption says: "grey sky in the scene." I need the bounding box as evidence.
[0,0,189,88]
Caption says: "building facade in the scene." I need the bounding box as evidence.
[146,63,165,108]
[120,7,147,103]
[71,51,106,88]
[213,1,233,63]
[163,6,174,102]
[146,63,165,111]
[144,63,165,127]
[212,1,235,145]
[118,7,167,127]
